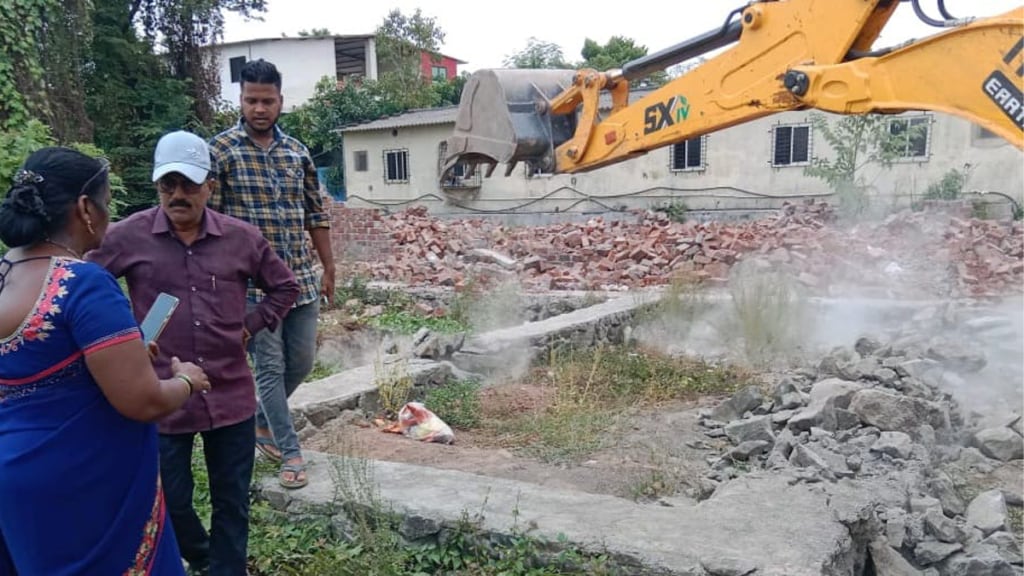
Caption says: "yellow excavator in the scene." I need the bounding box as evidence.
[440,0,1024,180]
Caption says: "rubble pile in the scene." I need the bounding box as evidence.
[698,320,1023,575]
[346,202,1023,298]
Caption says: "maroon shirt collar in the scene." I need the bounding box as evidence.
[150,207,224,239]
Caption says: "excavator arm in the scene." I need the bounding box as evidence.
[441,0,1023,179]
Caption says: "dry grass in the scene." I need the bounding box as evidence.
[722,259,808,368]
[479,344,749,464]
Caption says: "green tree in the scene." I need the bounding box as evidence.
[504,37,569,69]
[803,113,924,217]
[374,8,446,110]
[579,35,667,87]
[0,0,94,141]
[298,28,332,37]
[133,0,266,124]
[85,0,194,212]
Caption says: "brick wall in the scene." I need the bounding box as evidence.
[329,204,391,260]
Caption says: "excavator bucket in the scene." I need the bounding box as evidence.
[440,69,577,181]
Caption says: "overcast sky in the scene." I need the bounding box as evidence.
[222,1,1019,71]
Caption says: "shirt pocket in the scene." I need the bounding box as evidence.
[275,152,307,200]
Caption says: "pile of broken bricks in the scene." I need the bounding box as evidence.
[344,201,1023,298]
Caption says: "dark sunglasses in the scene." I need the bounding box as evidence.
[157,174,208,195]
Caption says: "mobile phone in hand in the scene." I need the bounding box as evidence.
[140,292,180,344]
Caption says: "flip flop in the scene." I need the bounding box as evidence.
[255,436,282,463]
[279,462,308,489]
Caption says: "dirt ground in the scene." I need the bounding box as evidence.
[305,382,733,502]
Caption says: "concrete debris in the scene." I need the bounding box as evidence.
[336,203,1024,297]
[965,490,1009,536]
[973,427,1024,462]
[699,331,1024,575]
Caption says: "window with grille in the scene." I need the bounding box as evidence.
[431,65,448,81]
[888,116,930,159]
[771,124,811,166]
[383,149,409,183]
[669,136,705,171]
[353,150,368,172]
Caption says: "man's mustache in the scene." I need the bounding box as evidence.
[169,200,191,208]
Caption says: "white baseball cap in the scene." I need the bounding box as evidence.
[152,130,211,184]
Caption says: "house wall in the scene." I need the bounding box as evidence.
[420,53,458,80]
[340,111,1023,217]
[215,38,337,111]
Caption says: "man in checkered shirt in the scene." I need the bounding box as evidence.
[208,58,335,491]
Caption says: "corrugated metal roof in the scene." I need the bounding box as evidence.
[340,106,459,132]
[213,34,375,50]
[340,87,657,133]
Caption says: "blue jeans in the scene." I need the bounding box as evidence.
[159,416,255,576]
[249,299,319,462]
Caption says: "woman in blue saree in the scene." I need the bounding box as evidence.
[0,148,211,575]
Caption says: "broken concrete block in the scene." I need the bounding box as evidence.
[849,388,949,435]
[927,472,966,517]
[976,531,1023,565]
[710,385,765,423]
[724,415,775,446]
[871,431,915,460]
[973,427,1024,462]
[868,538,923,576]
[965,490,1009,536]
[788,378,863,432]
[914,541,963,565]
[922,509,959,543]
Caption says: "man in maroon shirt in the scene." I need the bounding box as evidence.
[87,130,300,576]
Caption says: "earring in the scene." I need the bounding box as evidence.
[86,219,96,236]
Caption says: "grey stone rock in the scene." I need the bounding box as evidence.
[849,388,949,435]
[710,385,764,423]
[304,403,341,428]
[728,440,771,461]
[871,431,915,460]
[966,490,1009,536]
[885,508,908,549]
[846,454,863,472]
[868,537,923,575]
[974,427,1024,462]
[788,378,864,432]
[910,496,943,515]
[771,377,803,409]
[940,549,1016,576]
[855,336,884,357]
[777,392,805,411]
[771,409,796,424]
[835,408,862,430]
[875,368,900,386]
[923,509,959,543]
[399,514,442,540]
[914,541,962,565]
[928,472,966,517]
[724,415,775,446]
[926,342,986,373]
[789,444,831,473]
[978,531,1023,565]
[806,444,854,478]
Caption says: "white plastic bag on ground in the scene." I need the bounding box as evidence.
[397,402,455,444]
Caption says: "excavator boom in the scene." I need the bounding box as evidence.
[441,0,1024,180]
